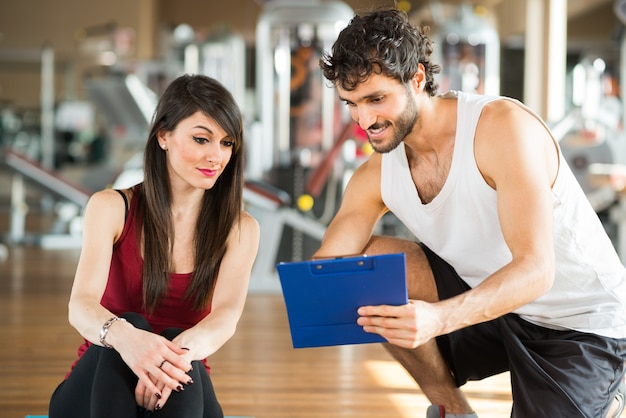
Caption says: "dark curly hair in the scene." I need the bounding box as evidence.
[320,7,440,96]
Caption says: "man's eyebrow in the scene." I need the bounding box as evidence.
[339,90,385,103]
[363,90,385,99]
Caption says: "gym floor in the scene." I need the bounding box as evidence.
[2,202,625,417]
[0,234,514,418]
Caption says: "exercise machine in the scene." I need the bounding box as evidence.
[253,0,355,273]
[2,149,90,248]
[426,2,500,95]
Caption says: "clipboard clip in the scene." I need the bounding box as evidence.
[309,254,374,275]
[310,253,366,261]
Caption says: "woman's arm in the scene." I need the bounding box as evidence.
[171,210,260,361]
[69,188,191,404]
[68,188,126,346]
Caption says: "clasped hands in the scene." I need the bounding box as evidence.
[118,330,194,412]
[357,299,442,349]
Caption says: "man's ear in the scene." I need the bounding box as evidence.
[412,63,426,92]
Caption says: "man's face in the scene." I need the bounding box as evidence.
[337,73,418,153]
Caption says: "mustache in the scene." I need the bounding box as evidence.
[368,121,390,131]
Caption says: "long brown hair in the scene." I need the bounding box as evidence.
[139,74,244,312]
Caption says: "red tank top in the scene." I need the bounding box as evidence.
[68,185,212,377]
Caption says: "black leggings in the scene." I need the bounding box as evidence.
[49,313,223,418]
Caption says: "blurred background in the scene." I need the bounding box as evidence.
[0,0,624,291]
[2,1,626,417]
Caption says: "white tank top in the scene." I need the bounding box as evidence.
[381,91,626,338]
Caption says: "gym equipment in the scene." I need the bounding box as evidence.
[561,56,622,212]
[253,0,355,269]
[255,0,354,171]
[615,0,626,24]
[3,149,90,248]
[201,31,247,111]
[429,3,500,95]
[0,243,7,263]
[243,180,327,293]
[83,69,156,152]
[553,54,625,260]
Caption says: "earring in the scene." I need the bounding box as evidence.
[161,144,167,150]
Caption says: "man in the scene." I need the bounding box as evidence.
[314,7,626,418]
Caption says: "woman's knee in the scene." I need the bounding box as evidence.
[119,312,151,331]
[161,327,183,341]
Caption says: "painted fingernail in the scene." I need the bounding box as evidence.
[186,378,194,385]
[155,403,161,410]
[176,384,183,392]
[155,392,162,399]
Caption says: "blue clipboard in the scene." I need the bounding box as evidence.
[276,253,408,348]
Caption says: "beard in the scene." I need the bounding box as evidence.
[367,92,418,154]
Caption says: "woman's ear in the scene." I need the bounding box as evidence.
[157,130,168,150]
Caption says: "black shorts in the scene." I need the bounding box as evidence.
[420,243,626,417]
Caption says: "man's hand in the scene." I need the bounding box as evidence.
[357,300,443,348]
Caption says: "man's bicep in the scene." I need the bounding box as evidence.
[478,104,557,257]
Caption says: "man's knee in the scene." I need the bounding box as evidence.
[364,237,438,301]
[363,235,421,255]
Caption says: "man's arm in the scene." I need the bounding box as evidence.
[436,99,558,328]
[313,152,389,258]
[358,100,559,348]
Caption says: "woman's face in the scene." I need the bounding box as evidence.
[157,111,234,191]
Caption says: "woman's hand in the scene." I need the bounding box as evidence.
[113,327,192,410]
[135,373,168,411]
[136,349,194,410]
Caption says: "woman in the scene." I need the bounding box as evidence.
[49,74,260,417]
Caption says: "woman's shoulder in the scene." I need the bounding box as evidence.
[88,188,126,207]
[90,184,141,206]
[228,210,260,243]
[238,210,260,234]
[84,188,132,232]
[227,210,260,255]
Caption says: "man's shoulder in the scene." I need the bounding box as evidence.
[358,152,384,176]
